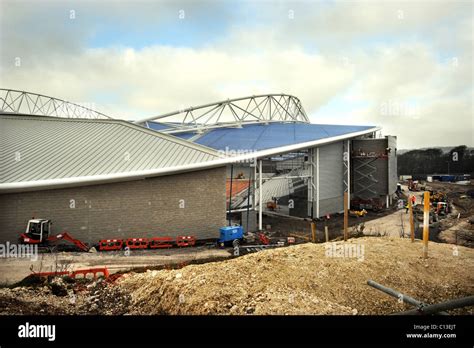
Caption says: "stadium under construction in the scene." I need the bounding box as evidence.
[0,89,397,244]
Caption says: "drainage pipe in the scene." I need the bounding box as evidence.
[367,280,448,315]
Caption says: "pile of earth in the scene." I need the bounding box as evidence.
[118,237,474,315]
[1,237,472,315]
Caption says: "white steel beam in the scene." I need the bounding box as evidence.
[259,159,263,230]
[316,147,320,218]
[347,140,351,210]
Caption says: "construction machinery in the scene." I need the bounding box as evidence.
[218,225,244,247]
[18,218,198,252]
[351,198,384,212]
[407,179,419,191]
[430,191,447,204]
[19,219,90,251]
[349,209,368,218]
[266,201,278,211]
[407,179,426,192]
[18,219,275,253]
[435,202,449,215]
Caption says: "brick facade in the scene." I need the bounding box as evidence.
[0,167,227,244]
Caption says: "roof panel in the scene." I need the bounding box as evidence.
[192,123,375,151]
[173,132,196,140]
[0,115,221,185]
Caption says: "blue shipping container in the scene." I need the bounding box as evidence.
[441,175,456,182]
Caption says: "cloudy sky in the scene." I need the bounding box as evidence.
[0,0,472,148]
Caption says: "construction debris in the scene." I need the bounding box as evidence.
[0,276,130,315]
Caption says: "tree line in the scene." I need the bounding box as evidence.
[397,146,474,176]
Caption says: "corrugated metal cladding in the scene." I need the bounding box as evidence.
[177,123,374,151]
[318,142,344,216]
[0,115,219,184]
[306,142,345,218]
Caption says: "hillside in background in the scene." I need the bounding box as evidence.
[398,146,474,176]
[397,147,468,156]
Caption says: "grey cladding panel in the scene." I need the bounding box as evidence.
[319,142,344,200]
[320,197,343,216]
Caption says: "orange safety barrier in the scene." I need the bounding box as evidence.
[149,237,173,249]
[176,235,196,247]
[99,239,124,251]
[31,267,110,279]
[70,267,110,279]
[125,238,148,249]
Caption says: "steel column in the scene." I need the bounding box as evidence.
[259,159,263,231]
[316,147,320,218]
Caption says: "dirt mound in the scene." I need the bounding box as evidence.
[0,276,130,315]
[439,219,474,247]
[119,237,474,315]
[0,285,78,315]
[78,280,131,315]
[1,237,472,315]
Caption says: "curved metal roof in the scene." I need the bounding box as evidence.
[0,114,222,192]
[0,92,381,192]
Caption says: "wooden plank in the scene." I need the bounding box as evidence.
[344,192,348,241]
[423,191,430,258]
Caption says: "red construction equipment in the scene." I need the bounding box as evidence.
[30,267,110,279]
[176,235,196,247]
[98,239,124,251]
[149,237,174,249]
[258,233,270,245]
[407,179,426,192]
[125,238,148,249]
[266,201,277,211]
[19,218,200,252]
[19,219,277,256]
[19,219,90,251]
[46,232,90,251]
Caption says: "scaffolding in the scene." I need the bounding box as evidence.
[352,151,388,199]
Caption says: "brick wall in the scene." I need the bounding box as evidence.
[0,167,227,244]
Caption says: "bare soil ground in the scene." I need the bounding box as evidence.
[0,247,231,286]
[265,181,474,247]
[264,206,399,242]
[2,237,472,315]
[118,237,473,315]
[430,181,474,247]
